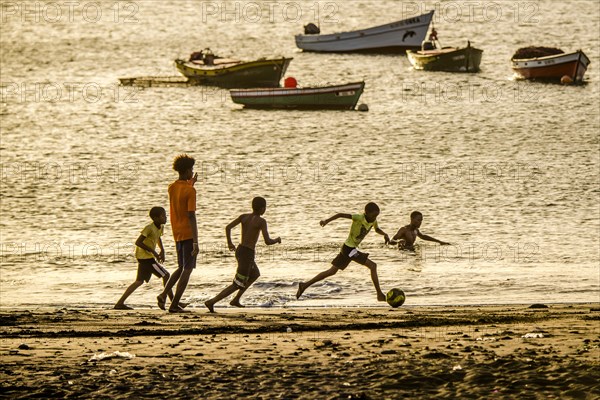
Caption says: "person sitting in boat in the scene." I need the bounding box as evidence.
[203,48,215,65]
[421,28,438,51]
[428,28,438,41]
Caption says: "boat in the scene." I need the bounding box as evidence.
[295,11,434,53]
[511,47,590,83]
[174,49,292,88]
[406,28,483,72]
[230,80,365,110]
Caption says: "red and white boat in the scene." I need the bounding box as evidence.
[511,49,590,83]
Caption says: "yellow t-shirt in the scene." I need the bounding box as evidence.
[135,222,164,259]
[344,214,378,248]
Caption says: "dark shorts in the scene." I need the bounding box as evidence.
[332,244,370,270]
[176,239,197,270]
[136,258,169,283]
[233,245,260,289]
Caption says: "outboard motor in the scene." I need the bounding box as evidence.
[304,23,320,35]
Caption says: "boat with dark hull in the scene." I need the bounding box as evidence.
[174,51,292,88]
[406,28,482,72]
[230,81,365,110]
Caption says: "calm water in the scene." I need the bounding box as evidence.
[1,0,599,309]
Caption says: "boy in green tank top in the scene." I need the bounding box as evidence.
[296,202,390,302]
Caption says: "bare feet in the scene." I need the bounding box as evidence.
[377,293,386,302]
[114,304,133,310]
[204,300,215,313]
[179,302,189,309]
[229,300,245,308]
[168,306,190,313]
[157,294,166,310]
[296,282,306,299]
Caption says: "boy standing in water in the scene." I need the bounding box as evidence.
[296,202,390,302]
[390,211,450,251]
[114,207,172,310]
[157,154,199,313]
[204,197,281,312]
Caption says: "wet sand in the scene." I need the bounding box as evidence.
[1,304,599,399]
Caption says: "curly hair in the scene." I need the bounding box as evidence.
[172,154,195,173]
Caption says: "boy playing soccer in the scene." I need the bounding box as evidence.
[296,202,390,302]
[204,197,281,313]
[390,211,450,251]
[114,207,172,310]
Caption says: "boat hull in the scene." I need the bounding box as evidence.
[295,11,434,53]
[174,58,292,88]
[230,82,365,110]
[407,46,483,72]
[511,50,590,82]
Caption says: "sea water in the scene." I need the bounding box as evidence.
[1,0,598,309]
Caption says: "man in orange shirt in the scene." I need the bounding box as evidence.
[157,154,199,313]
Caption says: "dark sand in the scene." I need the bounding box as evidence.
[1,304,599,399]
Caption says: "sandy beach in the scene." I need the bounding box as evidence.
[1,304,598,399]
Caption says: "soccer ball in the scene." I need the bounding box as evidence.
[386,288,405,308]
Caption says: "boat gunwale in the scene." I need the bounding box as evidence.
[407,46,483,58]
[510,50,589,64]
[175,57,293,73]
[230,82,365,98]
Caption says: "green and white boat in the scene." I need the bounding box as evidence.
[406,29,483,72]
[230,81,365,110]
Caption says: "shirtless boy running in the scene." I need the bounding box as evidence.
[204,197,281,312]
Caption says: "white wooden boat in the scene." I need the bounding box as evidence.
[295,11,434,53]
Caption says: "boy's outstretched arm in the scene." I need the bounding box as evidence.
[389,227,406,246]
[225,216,242,251]
[417,230,451,245]
[375,227,390,244]
[320,213,352,227]
[135,235,160,259]
[261,220,281,246]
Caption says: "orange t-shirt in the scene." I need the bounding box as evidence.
[168,180,197,241]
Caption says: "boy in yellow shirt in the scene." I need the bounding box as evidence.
[296,202,390,302]
[114,207,173,310]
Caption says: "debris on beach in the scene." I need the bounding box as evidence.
[314,339,340,349]
[521,333,544,338]
[528,304,549,309]
[88,351,136,362]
